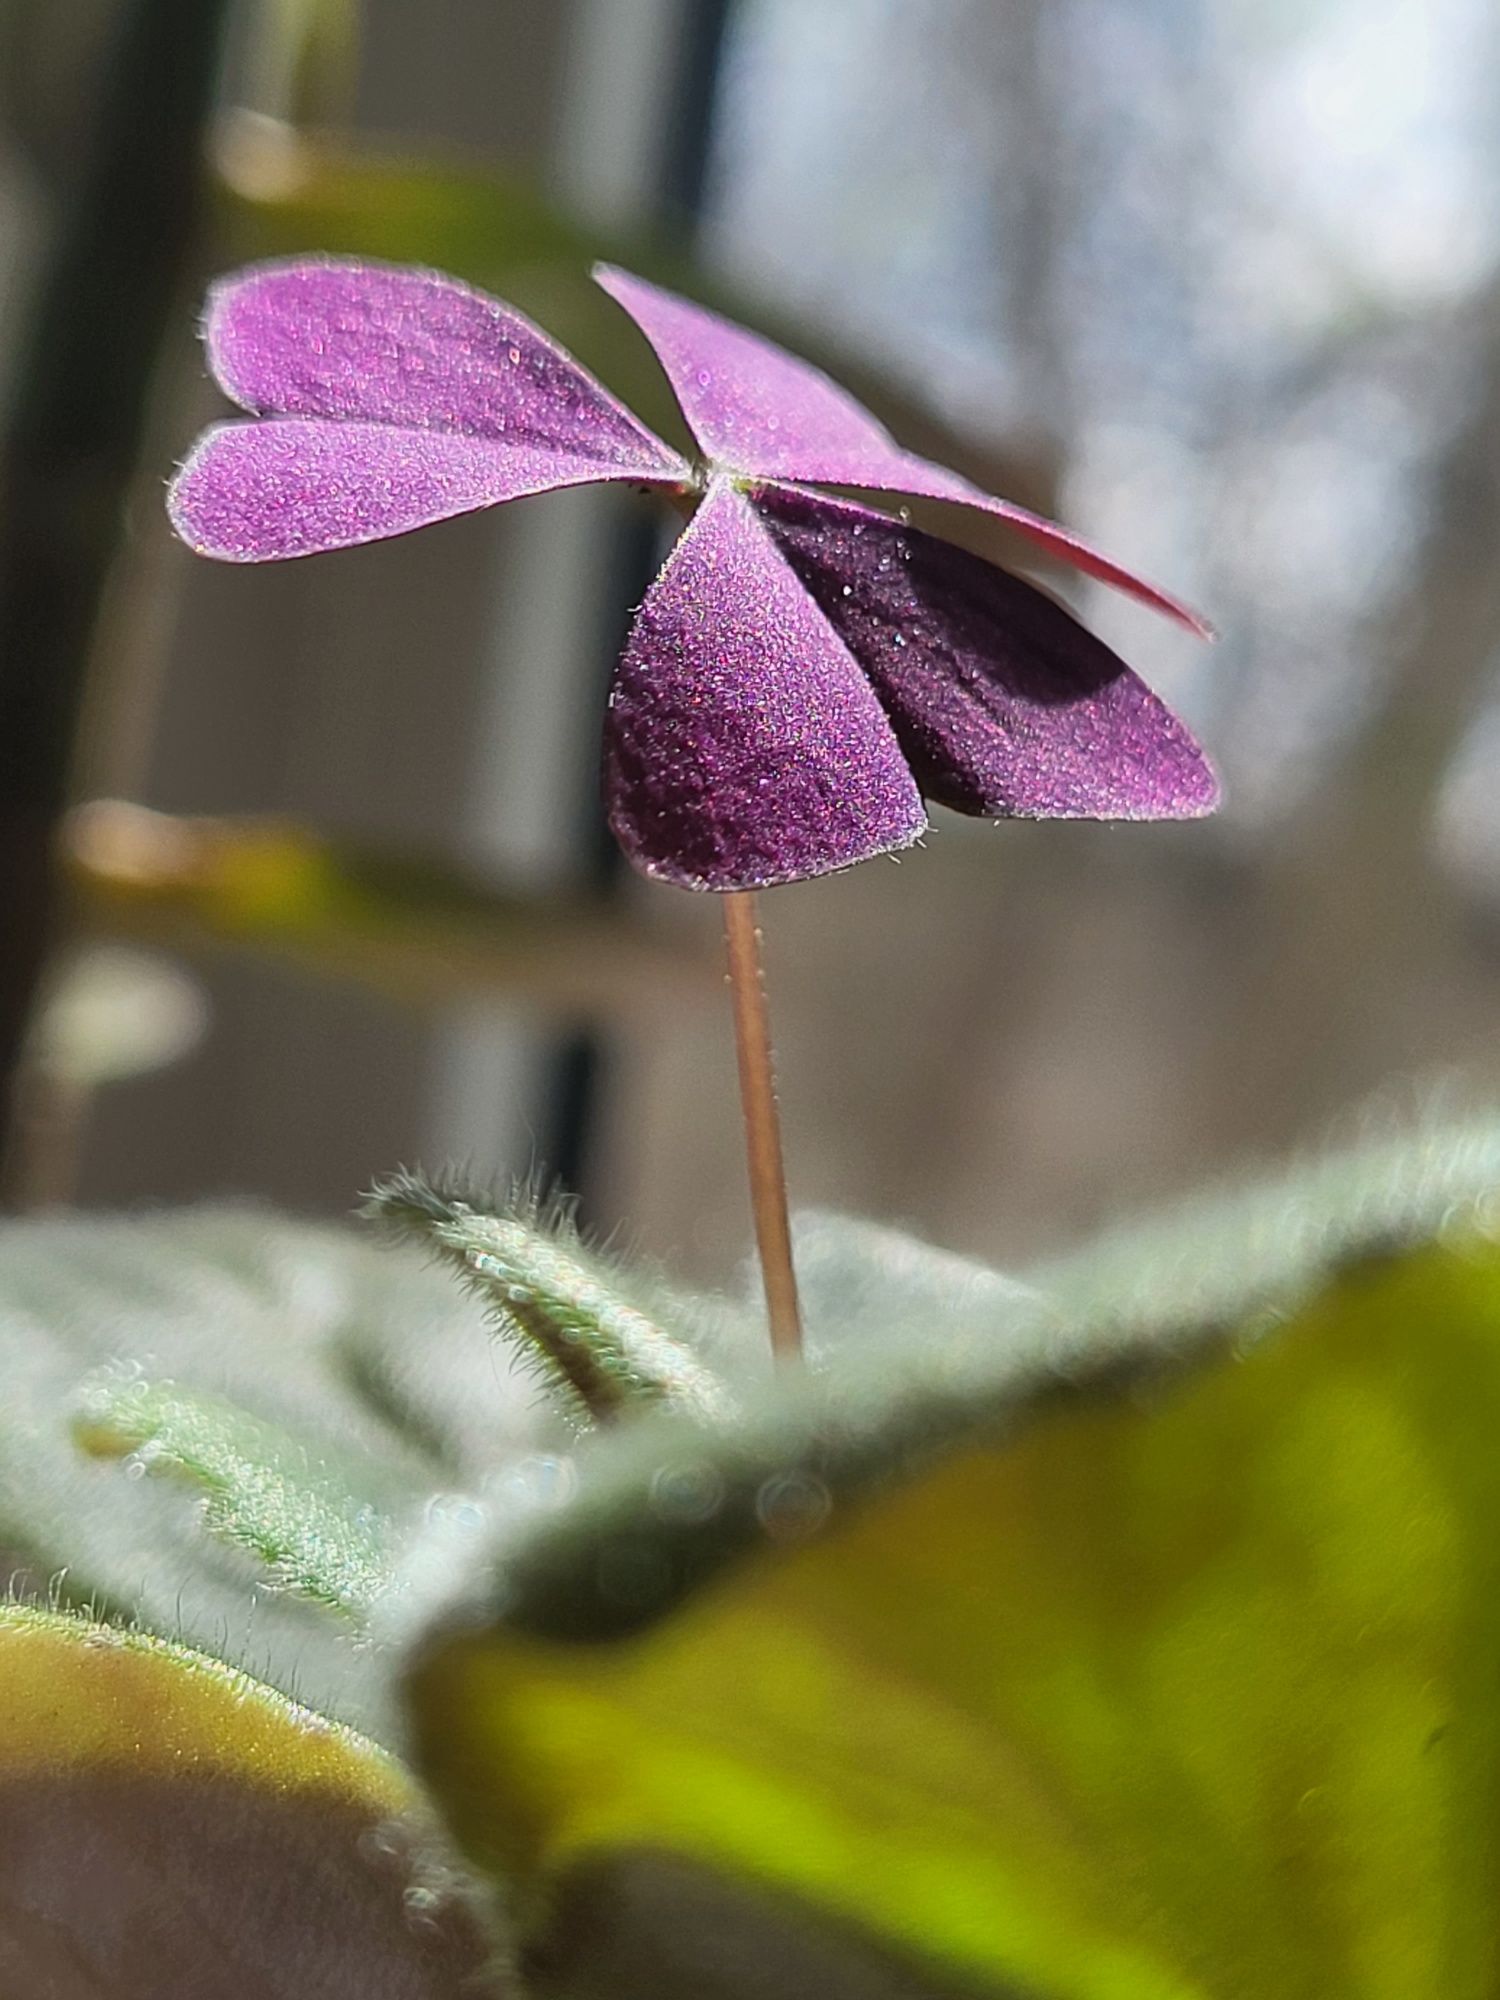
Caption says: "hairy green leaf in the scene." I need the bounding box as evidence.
[366,1172,737,1428]
[73,1374,415,1617]
[789,1208,1035,1362]
[405,1121,1500,2000]
[0,1205,545,1726]
[0,1602,500,1995]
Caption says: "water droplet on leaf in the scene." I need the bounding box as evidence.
[755,1471,832,1543]
[425,1492,485,1533]
[650,1460,726,1524]
[500,1454,576,1511]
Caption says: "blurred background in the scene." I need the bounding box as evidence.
[1,0,1497,1283]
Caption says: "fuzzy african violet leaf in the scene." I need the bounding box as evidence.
[752,481,1218,819]
[364,1171,739,1428]
[72,1374,409,1619]
[786,1208,1037,1364]
[404,1122,1500,2000]
[604,479,925,889]
[0,1205,543,1729]
[0,1603,499,1997]
[593,263,1209,636]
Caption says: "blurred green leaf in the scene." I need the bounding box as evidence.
[244,0,358,127]
[789,1208,1035,1363]
[0,1202,553,1728]
[406,1122,1500,2000]
[0,1602,499,1994]
[66,800,704,1018]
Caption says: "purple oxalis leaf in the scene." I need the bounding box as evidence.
[167,255,1219,890]
[605,480,925,890]
[170,419,646,561]
[593,264,1211,639]
[751,483,1219,820]
[170,261,686,560]
[207,260,681,466]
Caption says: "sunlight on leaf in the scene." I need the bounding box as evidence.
[0,1603,499,1996]
[406,1124,1500,2000]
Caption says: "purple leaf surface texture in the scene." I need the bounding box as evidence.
[605,480,926,889]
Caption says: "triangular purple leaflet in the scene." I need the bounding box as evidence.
[167,255,1221,883]
[593,263,1210,637]
[170,260,692,562]
[169,418,651,562]
[751,482,1219,821]
[604,480,926,890]
[593,263,904,481]
[209,260,686,476]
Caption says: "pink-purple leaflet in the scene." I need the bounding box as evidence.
[751,482,1219,822]
[170,262,687,559]
[593,264,1212,639]
[606,480,925,889]
[168,257,1219,891]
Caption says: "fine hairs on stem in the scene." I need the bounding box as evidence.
[722,891,803,1363]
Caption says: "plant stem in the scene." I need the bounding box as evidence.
[722,891,802,1362]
